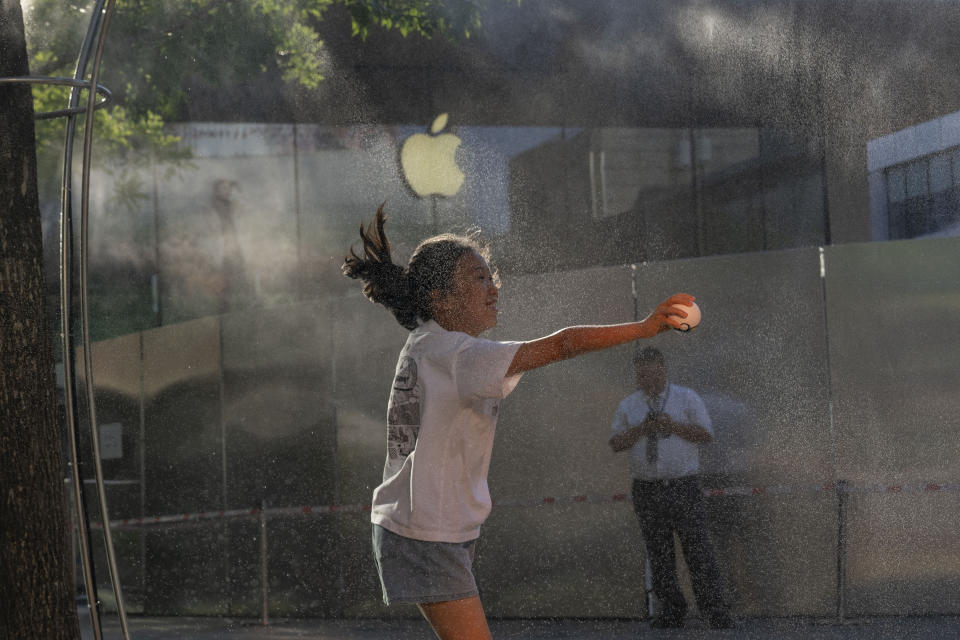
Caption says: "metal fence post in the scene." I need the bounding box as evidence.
[644,555,656,620]
[259,501,269,627]
[836,479,847,624]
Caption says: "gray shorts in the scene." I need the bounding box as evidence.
[372,524,479,605]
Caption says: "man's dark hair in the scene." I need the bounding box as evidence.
[633,346,665,367]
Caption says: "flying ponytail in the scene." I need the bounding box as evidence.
[343,203,489,331]
[342,204,420,329]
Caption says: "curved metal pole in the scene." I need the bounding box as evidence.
[59,2,109,639]
[78,2,132,638]
[0,76,111,119]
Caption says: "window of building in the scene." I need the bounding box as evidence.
[884,149,960,240]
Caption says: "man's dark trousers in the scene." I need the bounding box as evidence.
[631,476,728,623]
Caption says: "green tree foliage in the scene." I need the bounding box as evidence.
[26,0,503,149]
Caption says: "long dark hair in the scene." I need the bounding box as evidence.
[342,203,489,330]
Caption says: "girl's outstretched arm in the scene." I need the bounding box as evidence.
[505,293,694,376]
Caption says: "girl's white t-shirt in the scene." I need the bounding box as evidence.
[370,320,523,543]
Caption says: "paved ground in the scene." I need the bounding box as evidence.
[81,613,960,639]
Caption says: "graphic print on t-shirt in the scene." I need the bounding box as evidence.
[387,355,421,460]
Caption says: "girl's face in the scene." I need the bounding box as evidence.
[432,250,499,337]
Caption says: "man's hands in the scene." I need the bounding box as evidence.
[610,415,673,452]
[610,413,713,452]
[640,412,673,437]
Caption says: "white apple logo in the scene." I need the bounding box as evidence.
[400,113,465,198]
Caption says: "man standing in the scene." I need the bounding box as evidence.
[609,347,733,629]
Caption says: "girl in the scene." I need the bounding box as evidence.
[342,204,693,640]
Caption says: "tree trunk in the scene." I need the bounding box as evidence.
[0,1,83,637]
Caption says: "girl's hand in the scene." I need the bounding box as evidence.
[644,293,695,334]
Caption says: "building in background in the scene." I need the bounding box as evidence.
[868,110,960,241]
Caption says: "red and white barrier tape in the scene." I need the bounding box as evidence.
[88,480,960,531]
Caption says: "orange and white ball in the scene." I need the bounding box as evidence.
[670,302,701,332]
